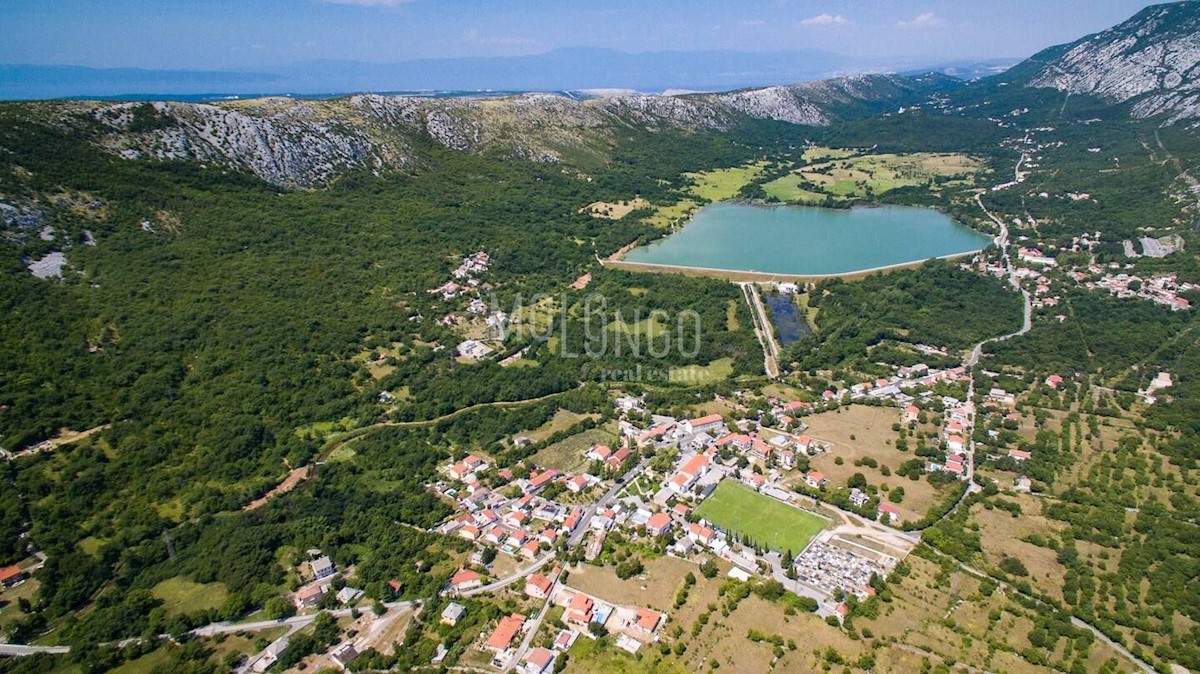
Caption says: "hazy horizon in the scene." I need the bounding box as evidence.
[0,0,1171,71]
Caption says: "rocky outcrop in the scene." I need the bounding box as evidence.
[61,73,943,188]
[1025,1,1200,124]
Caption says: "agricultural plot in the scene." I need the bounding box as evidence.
[694,480,826,554]
[763,150,983,203]
[530,426,618,472]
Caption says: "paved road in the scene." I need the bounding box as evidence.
[568,458,650,549]
[456,555,555,598]
[930,550,1156,674]
[923,190,1034,529]
[0,644,70,656]
[191,600,419,637]
[502,586,556,672]
[739,282,780,379]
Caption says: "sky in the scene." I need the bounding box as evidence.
[0,0,1172,71]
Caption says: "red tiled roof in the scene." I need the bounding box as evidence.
[451,569,481,586]
[690,413,724,427]
[0,565,22,583]
[485,613,526,650]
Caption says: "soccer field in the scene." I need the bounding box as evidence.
[694,480,827,555]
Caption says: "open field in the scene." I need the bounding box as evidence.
[566,635,689,674]
[108,648,171,674]
[0,578,39,632]
[530,425,617,472]
[581,197,650,220]
[684,162,766,201]
[520,409,598,444]
[668,356,734,384]
[800,405,941,520]
[694,481,827,553]
[763,150,983,203]
[644,198,699,228]
[970,496,1069,602]
[150,577,228,618]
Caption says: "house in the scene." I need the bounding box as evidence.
[309,555,335,580]
[606,447,632,471]
[294,584,326,609]
[902,405,921,424]
[520,540,541,560]
[565,593,595,625]
[849,488,869,508]
[456,339,494,360]
[562,508,583,533]
[668,471,695,494]
[680,453,710,480]
[683,413,725,435]
[527,469,559,493]
[441,602,467,625]
[687,522,717,547]
[646,512,672,537]
[463,454,487,471]
[637,423,673,447]
[782,400,810,413]
[0,565,24,589]
[795,435,816,454]
[525,573,554,599]
[553,629,577,651]
[485,613,527,651]
[538,528,559,546]
[1008,449,1032,461]
[805,471,826,489]
[878,502,901,523]
[523,647,555,674]
[946,435,966,453]
[778,449,796,469]
[633,608,664,635]
[585,444,612,462]
[566,475,591,493]
[458,525,480,541]
[484,526,506,545]
[1046,374,1064,388]
[331,643,360,669]
[505,511,529,528]
[749,439,773,462]
[714,433,752,451]
[450,569,483,591]
[943,461,965,476]
[336,586,363,604]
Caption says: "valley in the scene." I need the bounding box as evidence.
[2,3,1200,674]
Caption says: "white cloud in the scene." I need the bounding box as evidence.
[897,12,944,28]
[799,13,851,26]
[320,0,411,7]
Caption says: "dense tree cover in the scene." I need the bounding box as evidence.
[788,260,1022,370]
[987,291,1189,377]
[0,105,773,646]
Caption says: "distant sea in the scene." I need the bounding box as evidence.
[64,90,550,103]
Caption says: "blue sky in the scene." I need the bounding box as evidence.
[0,0,1170,70]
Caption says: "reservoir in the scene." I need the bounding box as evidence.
[622,202,992,276]
[763,290,810,345]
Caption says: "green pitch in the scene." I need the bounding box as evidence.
[693,480,827,555]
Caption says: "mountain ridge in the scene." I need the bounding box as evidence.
[1020,0,1200,124]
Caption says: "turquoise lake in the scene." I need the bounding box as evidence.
[622,202,992,275]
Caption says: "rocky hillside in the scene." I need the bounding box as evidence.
[13,73,939,189]
[1022,0,1200,124]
